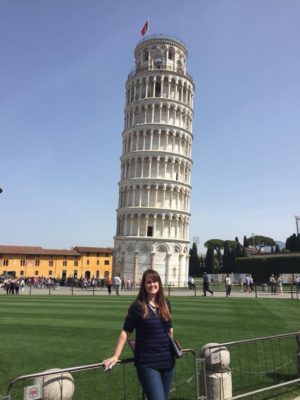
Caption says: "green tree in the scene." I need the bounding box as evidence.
[205,245,214,273]
[199,255,205,274]
[222,241,231,272]
[189,243,199,276]
[243,235,249,248]
[204,239,224,269]
[245,235,276,254]
[286,233,300,252]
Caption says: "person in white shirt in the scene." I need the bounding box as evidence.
[225,274,232,297]
[114,274,122,295]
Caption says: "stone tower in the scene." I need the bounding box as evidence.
[114,34,195,286]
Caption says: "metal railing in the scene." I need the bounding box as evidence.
[136,34,187,49]
[6,349,198,400]
[3,283,300,299]
[199,332,300,400]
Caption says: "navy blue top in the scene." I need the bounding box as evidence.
[123,300,174,369]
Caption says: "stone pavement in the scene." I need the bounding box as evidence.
[1,285,298,299]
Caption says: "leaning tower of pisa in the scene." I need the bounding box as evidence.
[114,34,195,286]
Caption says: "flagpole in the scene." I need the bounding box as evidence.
[147,18,150,36]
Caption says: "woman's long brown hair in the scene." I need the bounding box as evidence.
[137,269,171,321]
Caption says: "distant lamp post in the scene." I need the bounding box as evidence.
[252,233,255,247]
[295,216,300,236]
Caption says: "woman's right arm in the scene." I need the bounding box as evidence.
[102,329,130,369]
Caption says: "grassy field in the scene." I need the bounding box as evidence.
[1,295,300,399]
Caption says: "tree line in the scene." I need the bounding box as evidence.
[189,235,277,276]
[189,232,300,277]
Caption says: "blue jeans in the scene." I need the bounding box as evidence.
[136,365,174,400]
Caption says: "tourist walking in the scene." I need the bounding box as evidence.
[249,274,254,293]
[106,276,112,295]
[103,269,176,400]
[203,272,213,296]
[276,275,283,294]
[269,274,276,295]
[188,276,195,289]
[225,274,232,297]
[113,273,122,295]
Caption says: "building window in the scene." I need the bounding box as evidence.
[20,270,24,276]
[20,259,26,266]
[73,270,78,278]
[3,259,9,266]
[49,270,52,276]
[104,260,110,266]
[104,270,109,278]
[143,49,149,61]
[35,271,39,276]
[63,261,67,267]
[74,261,78,267]
[49,261,53,267]
[147,226,153,237]
[35,260,40,267]
[155,82,161,97]
[97,260,100,266]
[87,260,90,266]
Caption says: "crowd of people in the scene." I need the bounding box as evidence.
[187,273,300,297]
[0,274,138,295]
[2,277,25,294]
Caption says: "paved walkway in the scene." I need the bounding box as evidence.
[1,286,299,299]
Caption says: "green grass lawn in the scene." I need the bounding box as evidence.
[1,295,300,399]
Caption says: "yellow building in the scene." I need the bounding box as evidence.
[0,245,113,279]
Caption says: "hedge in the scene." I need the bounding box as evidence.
[235,254,300,282]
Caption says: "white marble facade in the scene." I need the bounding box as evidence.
[114,35,195,286]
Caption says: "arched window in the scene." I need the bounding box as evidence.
[143,49,149,61]
[169,48,175,60]
[155,82,161,97]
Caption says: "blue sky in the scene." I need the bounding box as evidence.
[1,0,299,254]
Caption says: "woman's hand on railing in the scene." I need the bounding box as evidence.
[102,355,118,372]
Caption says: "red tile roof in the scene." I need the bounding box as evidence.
[0,245,80,256]
[0,245,113,256]
[72,246,113,254]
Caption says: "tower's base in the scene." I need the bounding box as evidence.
[114,238,189,287]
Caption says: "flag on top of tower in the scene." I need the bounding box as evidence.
[141,19,149,36]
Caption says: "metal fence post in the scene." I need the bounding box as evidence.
[168,284,171,296]
[194,285,197,297]
[29,284,32,296]
[291,284,294,300]
[255,285,258,298]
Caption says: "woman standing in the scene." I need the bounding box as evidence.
[103,269,175,400]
